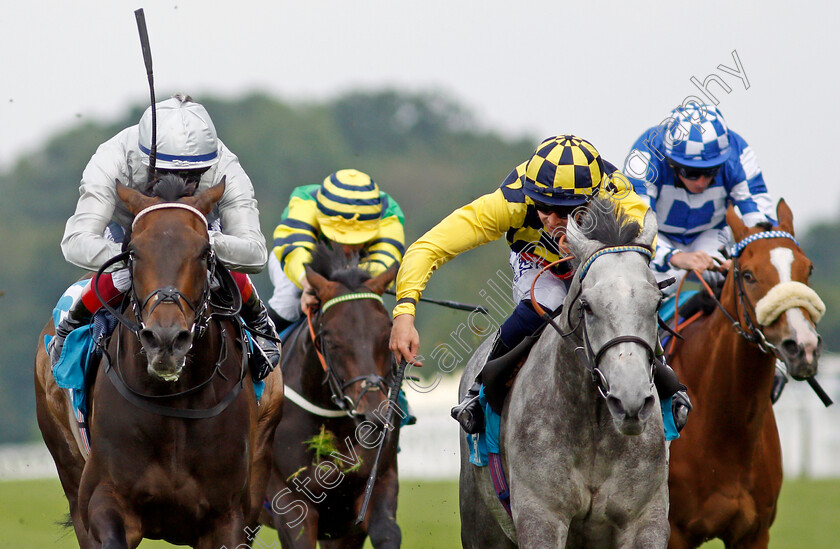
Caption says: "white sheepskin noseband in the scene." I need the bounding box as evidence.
[754,281,825,326]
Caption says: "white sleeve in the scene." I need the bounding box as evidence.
[60,129,133,271]
[210,142,268,273]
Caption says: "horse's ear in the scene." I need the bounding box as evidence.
[726,204,749,242]
[117,179,155,215]
[636,209,658,249]
[776,198,794,236]
[363,263,399,296]
[189,177,226,216]
[304,264,341,301]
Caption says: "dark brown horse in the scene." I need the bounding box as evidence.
[260,244,401,548]
[667,200,823,549]
[34,177,283,548]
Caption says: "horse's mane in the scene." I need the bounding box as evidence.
[144,174,195,201]
[307,242,372,289]
[579,196,641,247]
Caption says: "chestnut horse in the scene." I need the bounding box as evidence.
[34,177,283,548]
[667,200,823,549]
[260,244,402,549]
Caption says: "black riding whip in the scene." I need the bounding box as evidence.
[384,289,488,314]
[355,359,409,525]
[135,8,157,173]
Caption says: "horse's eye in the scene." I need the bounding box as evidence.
[580,298,593,314]
[742,270,756,283]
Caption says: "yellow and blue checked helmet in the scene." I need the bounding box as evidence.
[523,135,605,206]
[315,169,382,245]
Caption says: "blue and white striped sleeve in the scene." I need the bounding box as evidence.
[623,128,666,211]
[726,132,776,226]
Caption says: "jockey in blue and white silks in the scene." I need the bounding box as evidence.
[623,104,776,292]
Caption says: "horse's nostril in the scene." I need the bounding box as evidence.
[173,330,194,355]
[780,339,801,358]
[139,328,159,351]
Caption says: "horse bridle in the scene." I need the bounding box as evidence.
[94,203,217,340]
[306,292,395,417]
[560,245,657,399]
[92,203,249,418]
[716,230,802,356]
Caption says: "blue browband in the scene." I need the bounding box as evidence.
[578,245,653,281]
[729,231,799,258]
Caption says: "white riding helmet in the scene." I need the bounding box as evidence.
[138,94,219,170]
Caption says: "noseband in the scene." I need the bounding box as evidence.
[305,291,394,417]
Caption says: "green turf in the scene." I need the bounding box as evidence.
[1,477,837,548]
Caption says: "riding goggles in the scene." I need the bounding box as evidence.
[668,161,721,181]
[532,201,581,218]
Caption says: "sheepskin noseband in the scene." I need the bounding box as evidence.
[754,281,825,326]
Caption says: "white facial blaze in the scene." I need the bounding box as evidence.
[769,248,793,283]
[768,247,820,362]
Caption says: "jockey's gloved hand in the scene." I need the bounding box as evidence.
[771,361,789,404]
[672,388,692,432]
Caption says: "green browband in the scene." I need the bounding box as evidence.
[321,292,384,313]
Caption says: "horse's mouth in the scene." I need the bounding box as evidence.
[614,417,646,436]
[147,355,187,382]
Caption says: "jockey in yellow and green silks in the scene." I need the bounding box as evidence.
[267,169,405,331]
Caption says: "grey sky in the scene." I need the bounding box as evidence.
[3,0,838,226]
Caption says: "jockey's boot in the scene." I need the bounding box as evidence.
[771,360,789,404]
[241,290,281,381]
[653,354,692,432]
[48,299,93,367]
[451,334,511,434]
[451,381,484,434]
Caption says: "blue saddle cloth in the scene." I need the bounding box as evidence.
[467,385,680,467]
[46,283,266,419]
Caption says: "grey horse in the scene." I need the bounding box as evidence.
[459,203,669,548]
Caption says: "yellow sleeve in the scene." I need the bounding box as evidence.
[393,189,525,317]
[359,215,405,276]
[271,197,320,288]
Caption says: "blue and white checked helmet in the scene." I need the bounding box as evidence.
[664,104,731,168]
[138,94,220,170]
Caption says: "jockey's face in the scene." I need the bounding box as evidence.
[340,243,365,257]
[677,173,715,194]
[536,209,569,238]
[534,200,580,239]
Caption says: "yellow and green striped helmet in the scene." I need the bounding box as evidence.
[315,169,382,245]
[523,135,604,205]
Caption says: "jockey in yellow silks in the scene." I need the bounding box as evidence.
[267,169,405,331]
[389,135,690,433]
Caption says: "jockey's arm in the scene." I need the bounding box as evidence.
[61,129,132,272]
[211,147,267,273]
[390,189,521,363]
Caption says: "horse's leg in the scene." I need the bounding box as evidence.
[195,508,248,549]
[265,474,318,549]
[85,484,136,549]
[666,527,695,549]
[362,468,401,549]
[511,496,569,548]
[320,533,367,549]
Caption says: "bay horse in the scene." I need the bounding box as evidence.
[459,200,670,548]
[34,176,283,548]
[667,200,823,549]
[260,243,402,549]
